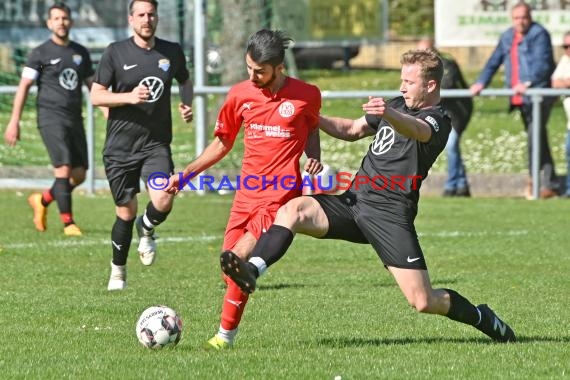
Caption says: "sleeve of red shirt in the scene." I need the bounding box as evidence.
[306,84,322,131]
[213,86,243,142]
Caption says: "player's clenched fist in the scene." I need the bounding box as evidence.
[130,84,150,104]
[362,96,387,116]
[178,103,193,123]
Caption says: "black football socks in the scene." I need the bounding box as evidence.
[444,288,481,326]
[111,216,135,266]
[249,225,294,271]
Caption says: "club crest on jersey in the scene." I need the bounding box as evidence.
[371,126,395,155]
[73,54,82,65]
[158,59,170,72]
[59,68,79,90]
[278,101,295,118]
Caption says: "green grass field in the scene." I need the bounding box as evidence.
[0,190,568,379]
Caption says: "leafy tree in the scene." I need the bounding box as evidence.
[389,0,434,39]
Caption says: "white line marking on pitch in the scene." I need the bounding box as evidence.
[418,230,528,238]
[3,235,220,250]
[1,230,529,250]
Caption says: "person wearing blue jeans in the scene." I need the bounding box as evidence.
[471,2,559,199]
[417,38,473,197]
[445,127,469,195]
[551,31,570,198]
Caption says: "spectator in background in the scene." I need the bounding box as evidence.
[550,30,570,198]
[417,38,473,197]
[3,2,98,236]
[470,1,559,199]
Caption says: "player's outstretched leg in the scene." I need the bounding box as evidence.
[475,304,516,342]
[220,251,258,294]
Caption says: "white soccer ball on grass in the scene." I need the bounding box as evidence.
[135,305,183,349]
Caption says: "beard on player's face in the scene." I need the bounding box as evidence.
[134,23,156,40]
[253,70,278,89]
[53,28,69,39]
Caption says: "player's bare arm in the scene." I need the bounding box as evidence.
[178,79,194,123]
[303,128,322,175]
[319,115,375,142]
[164,136,233,194]
[90,82,150,107]
[4,77,34,146]
[84,76,109,119]
[363,97,432,142]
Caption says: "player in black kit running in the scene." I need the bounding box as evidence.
[90,0,194,290]
[221,49,517,343]
[4,2,98,236]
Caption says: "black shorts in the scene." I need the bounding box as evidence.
[38,122,88,169]
[312,191,427,270]
[104,145,174,206]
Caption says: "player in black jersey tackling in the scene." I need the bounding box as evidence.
[4,2,98,236]
[90,0,194,290]
[221,49,516,343]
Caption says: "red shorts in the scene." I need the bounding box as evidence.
[223,200,281,251]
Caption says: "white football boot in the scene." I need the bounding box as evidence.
[107,261,126,291]
[135,216,157,266]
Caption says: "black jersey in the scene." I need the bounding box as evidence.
[94,37,189,156]
[25,40,94,124]
[352,96,451,205]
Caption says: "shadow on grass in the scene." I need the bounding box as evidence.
[259,281,397,290]
[315,335,570,347]
[258,278,457,291]
[258,283,307,291]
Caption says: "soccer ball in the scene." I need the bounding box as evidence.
[136,305,183,349]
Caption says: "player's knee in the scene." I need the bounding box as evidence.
[69,167,86,186]
[71,173,86,186]
[150,192,174,212]
[276,198,305,225]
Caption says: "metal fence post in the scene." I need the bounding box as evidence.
[85,86,95,195]
[193,0,208,195]
[531,94,542,200]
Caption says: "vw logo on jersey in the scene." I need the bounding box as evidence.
[371,126,395,155]
[59,68,78,90]
[72,54,82,66]
[158,58,170,72]
[278,101,295,118]
[139,76,164,103]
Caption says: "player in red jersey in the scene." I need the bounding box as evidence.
[165,29,322,349]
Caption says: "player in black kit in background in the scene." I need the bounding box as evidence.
[4,2,100,236]
[90,0,193,290]
[222,49,517,343]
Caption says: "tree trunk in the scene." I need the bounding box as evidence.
[218,0,263,85]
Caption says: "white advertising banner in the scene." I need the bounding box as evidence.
[435,0,570,46]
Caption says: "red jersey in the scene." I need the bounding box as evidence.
[214,77,321,204]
